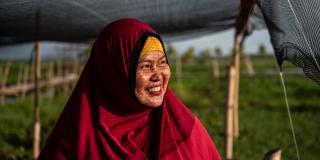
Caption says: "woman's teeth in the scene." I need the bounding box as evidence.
[149,86,161,92]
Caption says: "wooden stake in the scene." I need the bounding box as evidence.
[33,10,41,160]
[0,61,12,105]
[212,58,220,86]
[225,33,241,159]
[0,65,2,84]
[21,66,29,100]
[70,57,78,89]
[233,35,241,138]
[57,59,63,94]
[175,54,182,90]
[244,55,255,79]
[16,64,23,99]
[225,66,235,160]
[63,68,69,94]
[47,61,54,99]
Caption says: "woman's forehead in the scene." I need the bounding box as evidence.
[139,51,166,61]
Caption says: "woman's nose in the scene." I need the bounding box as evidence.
[150,73,161,82]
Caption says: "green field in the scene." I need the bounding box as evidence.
[0,57,319,159]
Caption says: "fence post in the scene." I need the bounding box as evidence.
[244,55,254,79]
[16,64,24,100]
[47,61,54,100]
[63,64,69,94]
[21,65,29,100]
[211,58,220,86]
[33,10,41,160]
[57,59,63,95]
[175,54,182,91]
[0,61,12,106]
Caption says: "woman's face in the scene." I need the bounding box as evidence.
[135,51,171,108]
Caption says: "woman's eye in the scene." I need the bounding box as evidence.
[140,64,151,69]
[160,59,167,65]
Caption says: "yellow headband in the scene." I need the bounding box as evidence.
[140,36,164,56]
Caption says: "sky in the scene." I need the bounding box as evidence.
[171,29,273,55]
[0,29,273,60]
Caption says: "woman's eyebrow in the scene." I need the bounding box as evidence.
[138,59,152,64]
[138,54,166,63]
[160,55,166,60]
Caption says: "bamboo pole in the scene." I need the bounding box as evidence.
[224,25,242,160]
[72,59,79,89]
[224,0,256,159]
[16,64,23,99]
[224,34,241,159]
[244,55,255,79]
[212,58,220,86]
[21,66,29,100]
[57,59,63,95]
[63,68,69,94]
[233,35,241,138]
[0,65,2,81]
[225,66,236,160]
[33,10,41,160]
[72,56,79,74]
[46,61,54,99]
[0,61,12,105]
[175,54,182,90]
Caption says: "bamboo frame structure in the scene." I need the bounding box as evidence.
[0,73,78,96]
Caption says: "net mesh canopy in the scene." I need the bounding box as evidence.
[2,0,320,84]
[258,0,320,85]
[0,0,242,44]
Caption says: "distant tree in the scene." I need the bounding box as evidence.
[166,43,177,63]
[214,47,222,57]
[258,44,268,56]
[182,47,194,64]
[197,48,211,63]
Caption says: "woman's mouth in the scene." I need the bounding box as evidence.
[147,86,162,96]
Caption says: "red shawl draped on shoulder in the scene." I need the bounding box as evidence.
[39,18,221,160]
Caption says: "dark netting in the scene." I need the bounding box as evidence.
[258,0,320,85]
[245,4,266,36]
[0,0,242,44]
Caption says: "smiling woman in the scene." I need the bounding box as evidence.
[38,18,221,160]
[135,37,171,108]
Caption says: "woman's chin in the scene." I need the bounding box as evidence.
[142,99,163,108]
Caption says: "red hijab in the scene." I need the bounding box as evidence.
[39,18,220,160]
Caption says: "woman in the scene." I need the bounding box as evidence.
[39,18,221,160]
